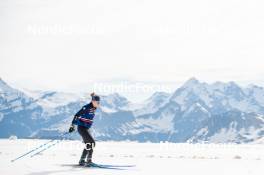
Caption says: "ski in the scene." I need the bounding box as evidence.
[88,162,135,168]
[83,163,128,170]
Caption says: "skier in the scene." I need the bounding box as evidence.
[68,92,100,166]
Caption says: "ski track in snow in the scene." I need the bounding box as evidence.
[0,139,263,175]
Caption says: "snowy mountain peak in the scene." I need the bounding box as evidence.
[210,81,241,93]
[147,92,170,101]
[103,93,129,104]
[106,93,127,99]
[100,93,130,112]
[0,78,16,94]
[182,77,200,88]
[0,78,8,87]
[226,81,241,89]
[244,85,264,107]
[246,84,264,90]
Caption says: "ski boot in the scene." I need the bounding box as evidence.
[85,158,93,167]
[79,149,88,166]
[79,159,86,166]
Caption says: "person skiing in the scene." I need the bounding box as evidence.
[68,92,100,166]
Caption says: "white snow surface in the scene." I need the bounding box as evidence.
[0,139,263,175]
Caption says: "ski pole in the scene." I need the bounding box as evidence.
[30,139,63,158]
[11,132,69,162]
[30,133,71,158]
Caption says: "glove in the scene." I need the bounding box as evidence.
[69,125,75,133]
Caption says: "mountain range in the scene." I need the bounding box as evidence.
[0,77,263,143]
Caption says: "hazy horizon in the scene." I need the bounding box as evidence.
[2,76,264,103]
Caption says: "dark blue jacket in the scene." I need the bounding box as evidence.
[72,103,96,129]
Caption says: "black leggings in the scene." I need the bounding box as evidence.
[77,125,95,160]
